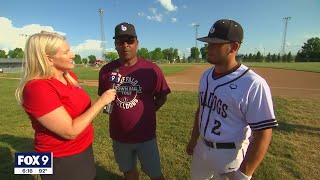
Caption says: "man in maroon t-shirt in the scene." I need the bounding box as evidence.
[98,22,170,180]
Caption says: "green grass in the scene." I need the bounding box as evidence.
[1,65,191,80]
[158,65,191,75]
[2,62,320,81]
[1,78,320,179]
[242,62,320,73]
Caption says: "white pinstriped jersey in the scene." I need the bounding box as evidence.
[198,64,278,143]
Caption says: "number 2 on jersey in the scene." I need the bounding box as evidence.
[211,119,221,135]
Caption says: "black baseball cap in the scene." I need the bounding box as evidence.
[197,19,243,43]
[113,22,137,39]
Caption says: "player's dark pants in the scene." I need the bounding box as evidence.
[40,144,96,180]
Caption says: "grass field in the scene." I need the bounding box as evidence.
[1,62,320,80]
[0,78,319,180]
[0,65,192,80]
[242,62,320,73]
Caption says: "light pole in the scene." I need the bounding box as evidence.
[99,8,106,61]
[193,24,199,49]
[281,17,291,55]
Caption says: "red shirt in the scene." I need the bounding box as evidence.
[98,58,171,143]
[23,72,93,157]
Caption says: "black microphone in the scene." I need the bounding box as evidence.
[103,68,120,114]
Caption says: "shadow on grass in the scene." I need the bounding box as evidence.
[0,134,35,180]
[0,134,122,180]
[277,121,320,136]
[95,164,123,180]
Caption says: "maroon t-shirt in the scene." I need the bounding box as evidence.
[98,58,171,143]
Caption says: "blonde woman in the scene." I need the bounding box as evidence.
[16,31,116,180]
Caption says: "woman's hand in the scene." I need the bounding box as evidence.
[100,89,117,105]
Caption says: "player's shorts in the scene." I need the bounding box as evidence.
[41,144,96,180]
[191,139,249,180]
[112,138,162,178]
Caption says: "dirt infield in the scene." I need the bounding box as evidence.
[80,64,320,97]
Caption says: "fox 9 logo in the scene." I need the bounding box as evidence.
[15,152,52,168]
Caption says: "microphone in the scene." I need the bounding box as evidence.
[103,68,121,114]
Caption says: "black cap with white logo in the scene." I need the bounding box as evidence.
[113,22,137,39]
[197,19,243,43]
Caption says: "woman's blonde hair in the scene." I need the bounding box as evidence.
[15,31,78,104]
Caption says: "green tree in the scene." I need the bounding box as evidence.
[276,53,281,62]
[74,54,82,64]
[173,48,179,62]
[181,54,187,63]
[255,51,263,62]
[296,37,320,62]
[104,52,119,61]
[282,53,288,62]
[271,54,277,62]
[265,53,271,62]
[287,52,293,62]
[252,54,256,62]
[162,48,170,63]
[162,48,179,63]
[137,48,149,59]
[190,47,200,62]
[8,48,23,58]
[248,53,253,62]
[0,50,7,58]
[88,55,96,64]
[150,48,163,61]
[245,54,249,60]
[175,55,181,63]
[200,44,208,60]
[296,50,306,62]
[82,58,88,64]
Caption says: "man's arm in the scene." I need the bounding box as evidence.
[239,128,273,176]
[154,93,168,111]
[186,106,200,155]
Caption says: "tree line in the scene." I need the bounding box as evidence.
[1,37,319,63]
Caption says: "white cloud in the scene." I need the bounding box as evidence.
[149,8,157,14]
[284,33,320,54]
[176,48,190,58]
[72,40,101,51]
[0,16,109,58]
[183,48,191,57]
[147,15,163,22]
[0,17,65,52]
[138,12,145,16]
[139,10,163,22]
[303,33,320,39]
[146,8,163,22]
[158,0,177,11]
[72,40,116,59]
[171,18,177,23]
[139,1,177,23]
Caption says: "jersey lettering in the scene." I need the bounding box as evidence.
[199,91,228,119]
[116,76,142,110]
[211,119,221,135]
[221,104,228,118]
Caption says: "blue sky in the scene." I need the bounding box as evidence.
[1,0,319,59]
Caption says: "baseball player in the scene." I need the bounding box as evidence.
[186,19,278,180]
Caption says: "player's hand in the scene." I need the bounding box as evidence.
[228,169,252,180]
[186,138,197,155]
[100,89,116,105]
